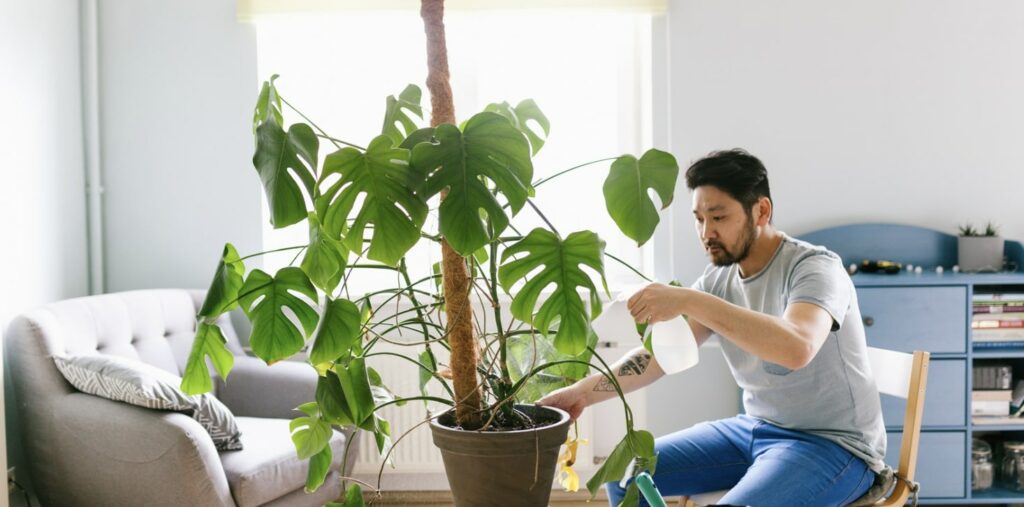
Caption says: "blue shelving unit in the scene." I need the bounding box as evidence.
[800,223,1024,504]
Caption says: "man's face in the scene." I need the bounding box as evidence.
[692,186,757,266]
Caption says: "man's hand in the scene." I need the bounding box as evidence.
[536,384,588,421]
[627,283,689,324]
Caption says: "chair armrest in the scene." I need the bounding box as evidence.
[215,355,317,420]
[54,392,235,507]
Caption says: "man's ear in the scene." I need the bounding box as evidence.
[755,197,772,226]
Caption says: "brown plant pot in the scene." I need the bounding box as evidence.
[429,404,571,506]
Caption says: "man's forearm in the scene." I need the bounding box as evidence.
[575,347,666,406]
[681,289,810,369]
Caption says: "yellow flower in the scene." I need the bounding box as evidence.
[556,428,588,492]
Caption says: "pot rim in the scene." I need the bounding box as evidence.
[429,404,570,435]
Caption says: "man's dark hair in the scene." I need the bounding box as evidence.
[684,149,772,219]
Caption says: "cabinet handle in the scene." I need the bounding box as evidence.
[863,316,874,327]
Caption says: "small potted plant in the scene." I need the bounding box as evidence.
[958,221,1005,273]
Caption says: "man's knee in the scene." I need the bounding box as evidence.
[605,479,625,497]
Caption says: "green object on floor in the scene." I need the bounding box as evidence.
[636,472,668,507]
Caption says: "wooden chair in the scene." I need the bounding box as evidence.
[679,347,930,507]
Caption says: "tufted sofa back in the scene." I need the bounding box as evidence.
[4,289,246,494]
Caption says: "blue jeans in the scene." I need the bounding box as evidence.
[606,415,874,507]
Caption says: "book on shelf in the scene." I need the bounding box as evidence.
[973,327,1024,341]
[973,364,1014,389]
[973,400,1010,416]
[973,415,1024,426]
[974,305,1024,314]
[974,293,1024,302]
[973,312,1024,320]
[974,341,1024,349]
[974,320,1024,329]
[973,389,1013,402]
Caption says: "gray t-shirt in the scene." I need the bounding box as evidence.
[693,233,886,471]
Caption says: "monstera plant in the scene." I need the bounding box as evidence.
[181,1,680,505]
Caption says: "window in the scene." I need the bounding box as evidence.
[255,9,655,293]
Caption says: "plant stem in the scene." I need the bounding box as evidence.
[398,258,436,351]
[488,225,512,390]
[526,198,559,238]
[605,251,652,282]
[372,395,453,413]
[587,347,634,428]
[314,133,366,151]
[338,427,358,493]
[238,245,306,262]
[280,96,366,151]
[363,352,455,399]
[532,157,618,187]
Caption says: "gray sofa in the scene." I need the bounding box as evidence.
[5,289,356,507]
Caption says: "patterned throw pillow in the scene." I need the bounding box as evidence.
[54,354,243,451]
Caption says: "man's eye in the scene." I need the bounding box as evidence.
[713,216,725,222]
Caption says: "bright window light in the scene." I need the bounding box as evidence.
[255,9,654,293]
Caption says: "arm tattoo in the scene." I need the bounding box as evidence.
[593,351,652,392]
[593,376,617,392]
[618,351,651,376]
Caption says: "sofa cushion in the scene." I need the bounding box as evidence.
[53,354,243,451]
[221,417,347,507]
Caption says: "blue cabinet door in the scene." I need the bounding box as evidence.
[881,359,965,428]
[858,287,967,353]
[884,431,966,499]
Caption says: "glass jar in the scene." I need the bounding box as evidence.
[1003,441,1024,489]
[973,438,994,491]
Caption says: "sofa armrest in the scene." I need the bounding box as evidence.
[215,354,318,420]
[54,392,235,507]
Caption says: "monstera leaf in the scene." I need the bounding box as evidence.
[484,99,550,156]
[253,74,283,135]
[180,323,234,395]
[309,298,361,366]
[197,243,245,320]
[305,444,332,493]
[300,214,348,293]
[381,84,423,146]
[317,135,427,267]
[239,267,319,364]
[603,149,679,246]
[253,118,318,229]
[498,228,607,356]
[290,413,332,460]
[412,112,534,255]
[585,429,656,498]
[507,329,596,402]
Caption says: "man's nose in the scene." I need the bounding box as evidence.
[700,222,716,240]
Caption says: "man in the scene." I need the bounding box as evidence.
[538,149,884,506]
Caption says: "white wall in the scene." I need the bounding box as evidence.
[668,0,1024,286]
[98,0,262,292]
[651,0,1024,436]
[1,1,90,503]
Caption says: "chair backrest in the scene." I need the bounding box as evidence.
[682,347,930,507]
[866,346,930,505]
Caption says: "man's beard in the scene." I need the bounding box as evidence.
[706,215,756,266]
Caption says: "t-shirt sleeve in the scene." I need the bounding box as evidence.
[787,253,852,331]
[690,264,715,293]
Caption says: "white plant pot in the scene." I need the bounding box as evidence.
[958,236,1004,273]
